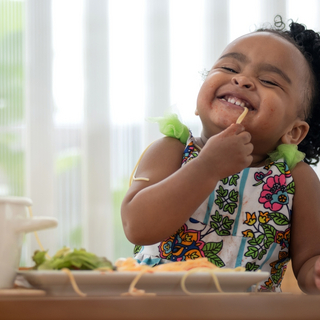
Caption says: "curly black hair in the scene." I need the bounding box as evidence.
[257,15,320,165]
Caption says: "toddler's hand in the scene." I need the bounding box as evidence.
[198,124,253,180]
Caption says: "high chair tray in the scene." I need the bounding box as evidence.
[17,270,269,296]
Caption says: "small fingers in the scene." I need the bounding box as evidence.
[245,143,254,157]
[229,123,245,135]
[238,136,254,167]
[238,130,252,144]
[223,123,245,135]
[219,124,252,149]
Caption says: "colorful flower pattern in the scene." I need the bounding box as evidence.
[182,138,199,164]
[159,224,206,261]
[134,136,294,292]
[259,174,289,211]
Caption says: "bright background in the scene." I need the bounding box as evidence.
[1,0,320,265]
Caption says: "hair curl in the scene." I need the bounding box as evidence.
[257,15,320,165]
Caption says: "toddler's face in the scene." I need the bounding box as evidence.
[196,32,311,156]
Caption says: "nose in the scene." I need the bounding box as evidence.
[232,75,255,89]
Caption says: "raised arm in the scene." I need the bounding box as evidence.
[121,123,253,245]
[290,161,320,294]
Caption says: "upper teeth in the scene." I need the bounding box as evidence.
[221,96,247,108]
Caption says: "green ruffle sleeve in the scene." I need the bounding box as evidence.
[267,144,305,170]
[148,113,189,144]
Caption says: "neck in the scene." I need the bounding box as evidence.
[250,155,268,168]
[200,131,208,146]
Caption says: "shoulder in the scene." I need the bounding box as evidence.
[291,161,320,186]
[290,161,320,216]
[146,136,186,158]
[132,137,185,185]
[139,136,186,167]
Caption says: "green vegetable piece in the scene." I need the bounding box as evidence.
[32,250,48,269]
[33,247,114,271]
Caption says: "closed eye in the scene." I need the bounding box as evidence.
[261,79,278,86]
[221,66,237,73]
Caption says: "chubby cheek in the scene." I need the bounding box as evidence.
[196,93,211,113]
[255,100,278,129]
[255,114,272,129]
[197,82,212,101]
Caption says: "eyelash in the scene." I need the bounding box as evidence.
[221,67,279,87]
[260,79,278,86]
[221,66,237,73]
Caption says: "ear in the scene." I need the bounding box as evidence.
[281,120,309,145]
[195,108,199,116]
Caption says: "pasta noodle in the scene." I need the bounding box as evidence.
[153,258,223,272]
[180,268,223,294]
[39,257,250,297]
[117,257,245,273]
[121,269,156,296]
[28,207,51,259]
[236,107,248,124]
[61,268,87,297]
[117,257,246,296]
[129,142,154,186]
[115,257,154,272]
[132,177,150,182]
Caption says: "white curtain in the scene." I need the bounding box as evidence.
[1,0,320,265]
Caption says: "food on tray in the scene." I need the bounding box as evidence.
[117,257,246,296]
[31,247,114,271]
[23,253,252,297]
[116,257,245,272]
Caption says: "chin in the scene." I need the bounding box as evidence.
[217,119,234,130]
[201,115,234,134]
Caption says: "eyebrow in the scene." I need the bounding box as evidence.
[218,52,292,84]
[219,52,248,63]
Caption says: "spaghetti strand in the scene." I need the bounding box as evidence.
[236,107,248,124]
[28,207,51,259]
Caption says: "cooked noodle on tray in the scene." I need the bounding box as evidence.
[116,257,246,296]
[20,248,263,297]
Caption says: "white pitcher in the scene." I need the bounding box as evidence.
[0,196,58,289]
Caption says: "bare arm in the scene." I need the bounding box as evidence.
[290,162,320,294]
[121,123,253,245]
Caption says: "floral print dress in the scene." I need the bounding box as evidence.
[134,132,294,292]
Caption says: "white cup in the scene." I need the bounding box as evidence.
[0,196,58,289]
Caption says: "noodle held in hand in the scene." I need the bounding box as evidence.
[236,107,248,124]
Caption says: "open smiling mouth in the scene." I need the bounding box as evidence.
[219,95,254,110]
